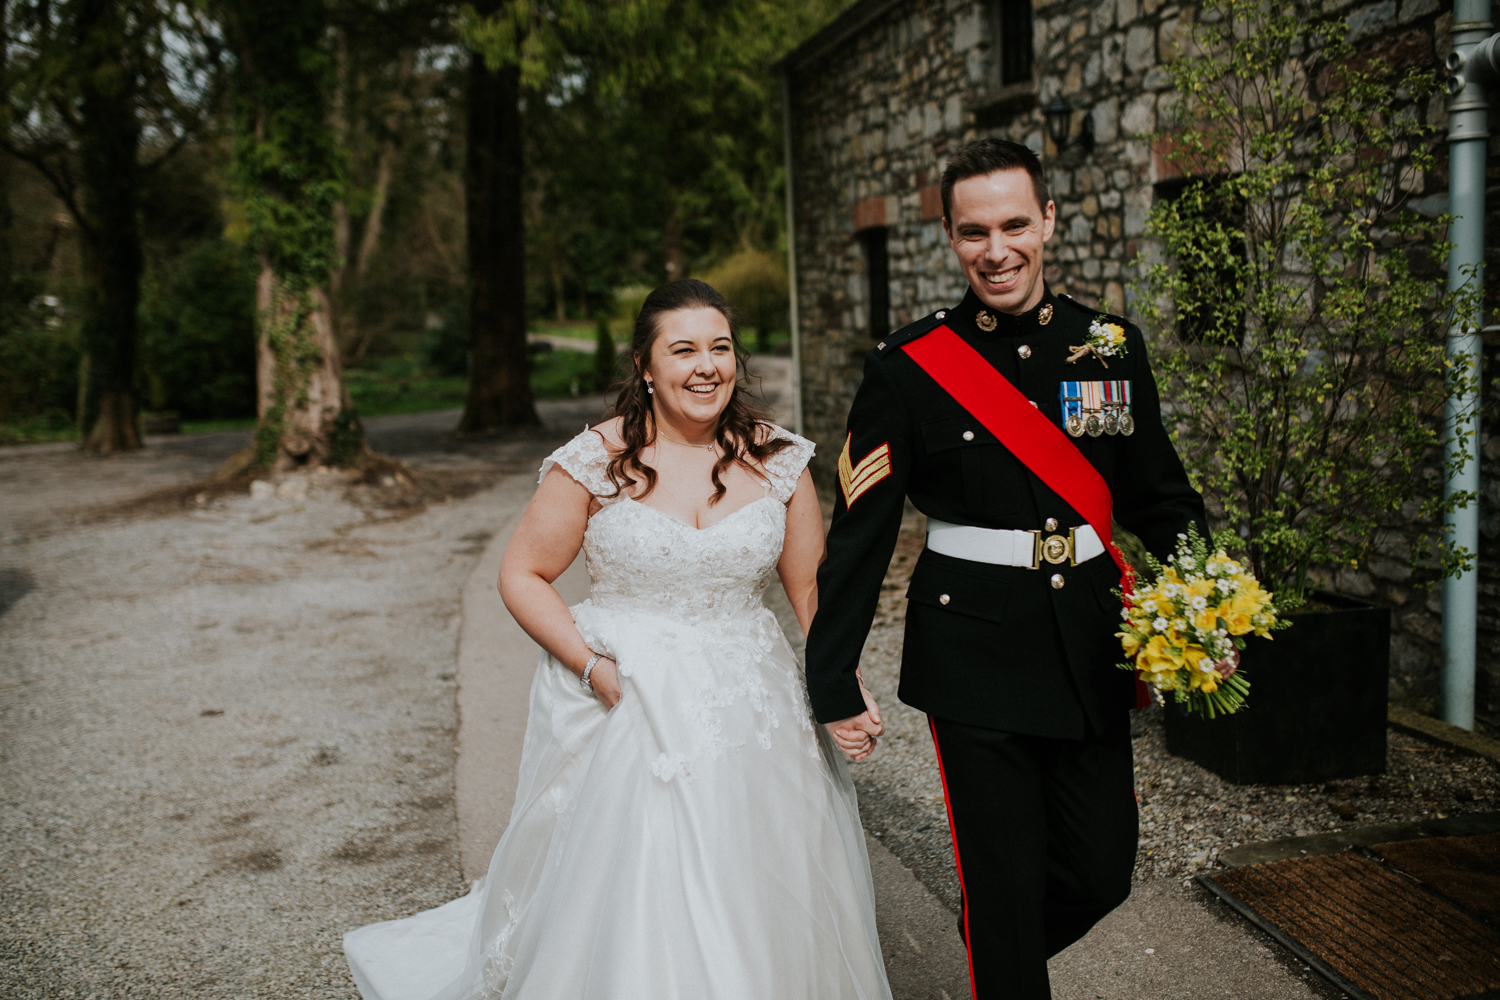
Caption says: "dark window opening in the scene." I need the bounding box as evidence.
[1154,176,1247,345]
[1000,0,1034,86]
[858,227,890,340]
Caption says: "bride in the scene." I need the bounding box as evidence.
[344,279,893,1000]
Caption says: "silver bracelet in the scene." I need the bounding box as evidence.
[581,653,603,692]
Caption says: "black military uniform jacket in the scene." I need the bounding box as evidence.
[804,285,1209,740]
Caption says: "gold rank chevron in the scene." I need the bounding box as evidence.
[838,433,892,508]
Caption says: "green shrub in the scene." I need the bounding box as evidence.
[0,306,81,428]
[138,240,258,420]
[423,301,470,377]
[1135,0,1468,599]
[698,247,788,354]
[529,347,598,399]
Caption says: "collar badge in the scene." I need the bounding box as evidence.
[1038,303,1054,326]
[975,309,997,332]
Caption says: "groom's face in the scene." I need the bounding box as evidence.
[943,168,1055,315]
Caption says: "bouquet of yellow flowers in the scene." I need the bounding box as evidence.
[1116,527,1282,718]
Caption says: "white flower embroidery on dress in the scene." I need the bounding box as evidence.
[479,889,521,997]
[652,752,692,782]
[538,426,821,778]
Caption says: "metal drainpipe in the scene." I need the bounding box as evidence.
[1442,1,1500,730]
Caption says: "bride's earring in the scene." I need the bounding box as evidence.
[646,380,654,394]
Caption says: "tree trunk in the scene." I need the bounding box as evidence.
[0,7,12,320]
[458,51,537,433]
[355,141,396,284]
[76,8,143,454]
[663,201,683,282]
[254,260,357,470]
[227,0,364,469]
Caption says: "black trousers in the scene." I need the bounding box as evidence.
[928,715,1138,1000]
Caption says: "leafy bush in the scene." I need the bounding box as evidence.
[138,240,258,420]
[529,347,599,399]
[423,301,470,377]
[0,303,80,430]
[699,246,788,354]
[1135,0,1472,600]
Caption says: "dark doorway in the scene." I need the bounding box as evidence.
[859,226,890,340]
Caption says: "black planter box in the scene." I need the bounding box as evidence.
[1162,592,1390,786]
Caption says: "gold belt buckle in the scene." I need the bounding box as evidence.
[1041,527,1076,566]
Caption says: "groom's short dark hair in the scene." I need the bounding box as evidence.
[941,139,1051,222]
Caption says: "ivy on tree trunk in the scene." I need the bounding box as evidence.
[226,0,364,470]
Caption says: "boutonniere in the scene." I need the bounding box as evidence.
[1068,319,1128,368]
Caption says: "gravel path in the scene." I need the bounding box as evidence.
[0,403,605,1000]
[1,375,796,999]
[847,510,1500,914]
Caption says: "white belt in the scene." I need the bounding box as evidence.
[926,519,1104,569]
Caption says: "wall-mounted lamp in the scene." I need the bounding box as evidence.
[1044,95,1094,154]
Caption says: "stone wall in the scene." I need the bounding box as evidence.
[785,0,1500,729]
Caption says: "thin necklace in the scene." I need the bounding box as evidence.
[654,426,718,452]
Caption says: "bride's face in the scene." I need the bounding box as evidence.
[643,307,738,427]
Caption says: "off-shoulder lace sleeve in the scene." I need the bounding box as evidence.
[538,428,621,502]
[759,424,816,504]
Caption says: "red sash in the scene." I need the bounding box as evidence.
[902,325,1148,707]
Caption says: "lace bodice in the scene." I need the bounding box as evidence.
[538,425,815,625]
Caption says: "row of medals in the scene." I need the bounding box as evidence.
[1066,404,1135,438]
[974,304,1135,439]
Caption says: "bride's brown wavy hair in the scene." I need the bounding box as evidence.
[606,279,792,505]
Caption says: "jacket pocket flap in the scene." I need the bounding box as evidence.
[919,416,999,454]
[905,553,1022,624]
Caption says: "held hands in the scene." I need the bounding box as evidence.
[824,671,884,762]
[587,656,623,709]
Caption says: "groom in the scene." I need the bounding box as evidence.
[805,138,1208,999]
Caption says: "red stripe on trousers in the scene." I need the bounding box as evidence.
[928,716,978,998]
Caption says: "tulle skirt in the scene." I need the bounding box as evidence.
[344,602,892,1000]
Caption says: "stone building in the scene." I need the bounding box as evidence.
[778,0,1499,728]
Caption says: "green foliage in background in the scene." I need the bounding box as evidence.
[138,240,258,421]
[593,312,620,391]
[699,245,788,353]
[226,0,342,293]
[482,0,847,312]
[0,303,81,442]
[528,346,600,399]
[1135,0,1475,600]
[3,0,842,442]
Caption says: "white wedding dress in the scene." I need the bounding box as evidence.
[344,426,892,1000]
